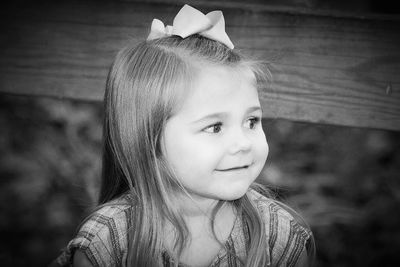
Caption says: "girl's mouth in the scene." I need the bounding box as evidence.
[216,165,250,172]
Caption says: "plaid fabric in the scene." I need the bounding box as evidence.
[53,190,312,267]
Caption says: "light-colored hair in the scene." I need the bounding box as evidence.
[100,34,274,266]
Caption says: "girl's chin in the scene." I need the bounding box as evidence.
[216,186,251,201]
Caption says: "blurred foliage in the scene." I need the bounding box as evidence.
[0,94,399,267]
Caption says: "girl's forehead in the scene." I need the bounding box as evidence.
[192,65,256,95]
[194,63,256,81]
[172,65,260,118]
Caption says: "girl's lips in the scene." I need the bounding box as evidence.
[216,165,251,172]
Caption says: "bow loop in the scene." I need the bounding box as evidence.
[172,5,212,38]
[201,11,233,49]
[147,19,167,40]
[147,4,234,49]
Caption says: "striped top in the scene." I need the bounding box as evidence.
[54,190,313,267]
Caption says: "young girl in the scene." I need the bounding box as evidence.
[52,4,314,267]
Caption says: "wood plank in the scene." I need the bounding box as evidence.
[0,1,399,130]
[121,0,400,21]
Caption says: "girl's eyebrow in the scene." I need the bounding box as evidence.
[191,112,228,124]
[191,106,262,124]
[248,106,262,113]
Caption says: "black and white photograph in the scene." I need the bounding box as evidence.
[0,0,399,266]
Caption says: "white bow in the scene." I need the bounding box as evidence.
[147,4,234,49]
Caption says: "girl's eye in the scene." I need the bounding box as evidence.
[203,123,222,133]
[245,117,260,129]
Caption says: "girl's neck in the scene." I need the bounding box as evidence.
[173,192,223,219]
[163,195,237,265]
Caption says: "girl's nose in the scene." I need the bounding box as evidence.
[227,128,252,154]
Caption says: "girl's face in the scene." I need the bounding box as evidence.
[162,65,269,202]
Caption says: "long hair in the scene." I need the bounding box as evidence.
[99,34,272,266]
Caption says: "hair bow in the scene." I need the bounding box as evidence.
[147,4,234,49]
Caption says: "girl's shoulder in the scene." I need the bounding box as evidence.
[247,189,314,266]
[53,193,135,267]
[247,189,307,222]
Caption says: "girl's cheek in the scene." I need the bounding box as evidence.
[255,131,269,160]
[263,140,269,160]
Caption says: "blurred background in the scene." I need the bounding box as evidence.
[0,94,399,266]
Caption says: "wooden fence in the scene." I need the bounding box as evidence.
[0,0,399,131]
